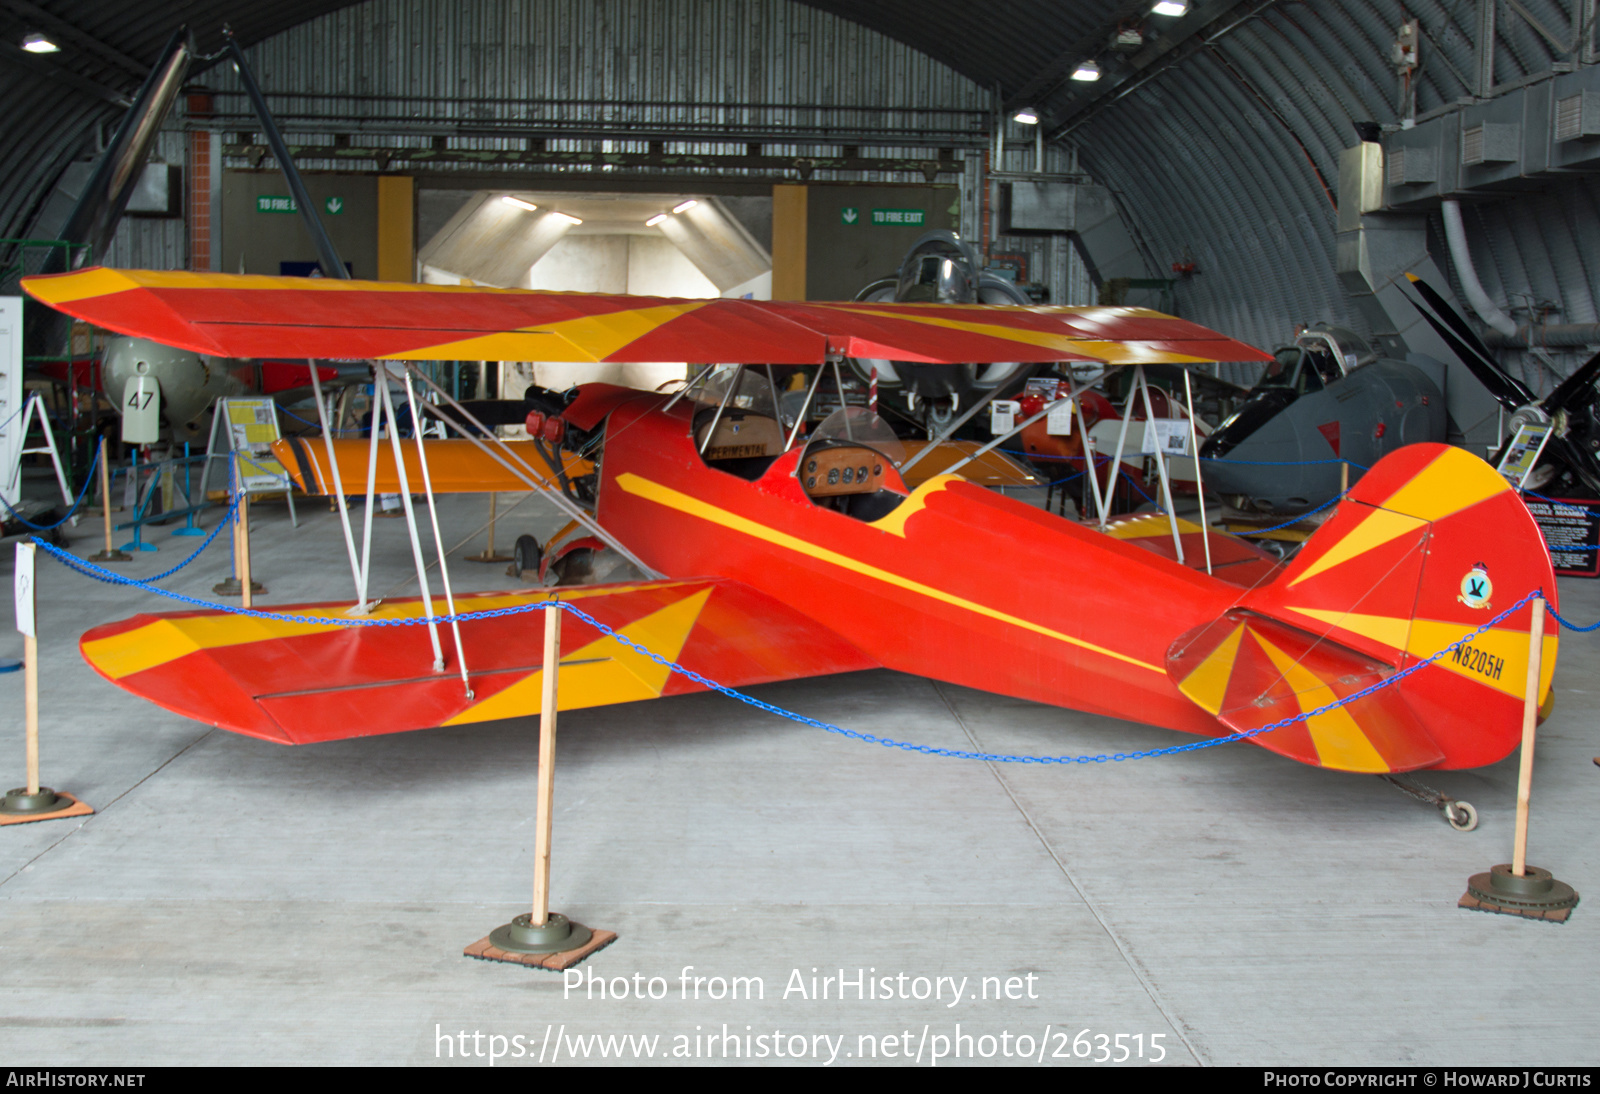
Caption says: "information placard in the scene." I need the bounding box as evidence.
[1523,494,1600,578]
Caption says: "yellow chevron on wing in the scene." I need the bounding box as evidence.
[382,300,712,362]
[824,306,1213,364]
[443,587,713,725]
[1288,507,1427,588]
[1254,633,1389,772]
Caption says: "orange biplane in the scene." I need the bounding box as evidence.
[25,269,1559,777]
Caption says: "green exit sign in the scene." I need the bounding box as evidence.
[256,195,344,214]
[871,208,925,226]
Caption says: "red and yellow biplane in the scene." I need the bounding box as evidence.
[25,269,1559,775]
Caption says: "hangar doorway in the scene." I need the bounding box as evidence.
[417,190,772,397]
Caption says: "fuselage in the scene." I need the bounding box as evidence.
[595,394,1242,739]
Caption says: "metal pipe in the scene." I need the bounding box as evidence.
[225,28,349,280]
[1483,323,1600,348]
[1441,200,1518,340]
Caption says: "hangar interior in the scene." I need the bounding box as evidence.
[0,0,1597,1068]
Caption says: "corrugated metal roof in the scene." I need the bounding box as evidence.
[2,0,1594,388]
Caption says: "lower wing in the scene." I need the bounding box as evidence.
[80,579,879,744]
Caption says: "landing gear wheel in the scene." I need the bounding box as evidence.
[1442,800,1478,831]
[507,534,542,578]
[548,547,594,587]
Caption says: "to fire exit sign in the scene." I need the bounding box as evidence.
[871,208,925,226]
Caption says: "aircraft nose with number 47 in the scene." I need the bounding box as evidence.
[24,268,1559,776]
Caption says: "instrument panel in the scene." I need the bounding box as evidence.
[802,445,889,497]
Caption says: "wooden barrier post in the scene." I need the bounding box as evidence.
[466,493,511,563]
[1,542,92,823]
[88,436,130,563]
[238,487,253,610]
[1461,595,1579,920]
[466,600,614,968]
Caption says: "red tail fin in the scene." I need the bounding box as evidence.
[1168,444,1557,772]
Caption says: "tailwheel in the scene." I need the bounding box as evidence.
[1379,774,1479,831]
[1442,800,1479,832]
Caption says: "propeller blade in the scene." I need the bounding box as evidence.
[1403,275,1537,410]
[1542,347,1600,415]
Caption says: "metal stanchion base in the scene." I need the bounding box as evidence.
[171,527,205,538]
[1460,864,1579,922]
[465,912,615,971]
[0,788,93,825]
[119,541,158,553]
[213,577,267,597]
[89,549,133,562]
[465,552,512,564]
[1,787,59,813]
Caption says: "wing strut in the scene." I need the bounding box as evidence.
[401,365,664,580]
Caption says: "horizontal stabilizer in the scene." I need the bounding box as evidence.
[80,579,879,744]
[1168,611,1442,773]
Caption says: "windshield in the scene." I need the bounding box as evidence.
[809,406,905,467]
[693,364,781,419]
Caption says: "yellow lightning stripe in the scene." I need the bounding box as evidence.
[82,582,703,680]
[1254,633,1389,772]
[1406,620,1558,702]
[616,472,1163,674]
[383,300,713,362]
[1177,622,1246,715]
[1288,506,1427,587]
[868,476,960,537]
[444,588,711,724]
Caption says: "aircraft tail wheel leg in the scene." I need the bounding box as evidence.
[1378,774,1478,831]
[1442,800,1479,832]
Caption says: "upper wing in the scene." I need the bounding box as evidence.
[78,578,880,744]
[24,268,1270,366]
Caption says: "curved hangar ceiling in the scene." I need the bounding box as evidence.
[1,0,1590,377]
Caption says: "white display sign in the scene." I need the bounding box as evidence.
[1140,418,1191,457]
[14,541,34,637]
[990,400,1021,435]
[121,375,161,445]
[1046,400,1075,436]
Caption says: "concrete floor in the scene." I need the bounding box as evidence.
[1,486,1596,1067]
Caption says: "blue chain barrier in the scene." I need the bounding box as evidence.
[277,405,365,435]
[0,444,100,531]
[29,532,1574,765]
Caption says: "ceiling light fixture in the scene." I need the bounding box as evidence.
[672,199,698,214]
[645,213,668,227]
[21,33,59,53]
[1071,60,1102,82]
[1152,1,1189,16]
[500,195,538,212]
[1013,110,1039,125]
[550,212,582,226]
